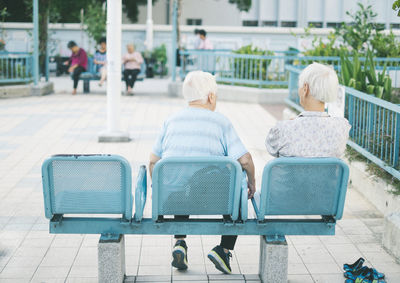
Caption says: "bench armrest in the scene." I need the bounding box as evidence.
[134,165,147,222]
[251,197,260,220]
[240,171,248,221]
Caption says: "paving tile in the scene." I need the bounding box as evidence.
[305,262,341,274]
[288,263,309,275]
[243,274,260,281]
[138,265,172,276]
[40,247,79,267]
[0,266,37,279]
[312,273,344,283]
[135,275,171,282]
[32,266,70,278]
[126,264,139,276]
[172,274,208,281]
[208,274,245,280]
[13,247,49,258]
[5,256,42,268]
[287,274,314,283]
[68,265,98,277]
[172,264,206,275]
[66,278,98,283]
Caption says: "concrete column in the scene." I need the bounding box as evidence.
[146,0,154,50]
[33,0,39,85]
[98,0,130,142]
[259,235,288,283]
[383,213,400,261]
[98,234,126,283]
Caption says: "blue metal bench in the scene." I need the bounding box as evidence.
[41,155,349,282]
[78,58,146,94]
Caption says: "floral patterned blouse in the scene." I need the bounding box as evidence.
[265,111,351,158]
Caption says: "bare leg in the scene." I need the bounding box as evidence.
[99,66,107,86]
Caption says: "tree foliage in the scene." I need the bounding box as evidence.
[393,0,400,16]
[228,0,252,12]
[84,1,106,43]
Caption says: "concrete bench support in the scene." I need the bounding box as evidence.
[259,235,288,283]
[383,213,400,261]
[98,234,126,283]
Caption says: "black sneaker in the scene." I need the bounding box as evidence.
[172,240,188,270]
[207,245,232,274]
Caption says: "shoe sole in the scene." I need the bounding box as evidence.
[207,251,231,274]
[172,247,188,270]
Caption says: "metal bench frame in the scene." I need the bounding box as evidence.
[42,154,349,283]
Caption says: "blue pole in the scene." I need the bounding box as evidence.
[33,0,39,85]
[171,0,177,82]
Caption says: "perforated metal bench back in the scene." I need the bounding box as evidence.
[259,157,349,219]
[152,157,243,220]
[42,155,132,219]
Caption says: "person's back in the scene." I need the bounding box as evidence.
[153,107,246,160]
[265,63,351,158]
[266,112,350,158]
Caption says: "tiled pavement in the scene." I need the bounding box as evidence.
[0,80,399,282]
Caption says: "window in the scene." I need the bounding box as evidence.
[375,23,386,30]
[308,22,323,28]
[327,22,342,28]
[262,21,278,27]
[186,19,202,25]
[391,23,400,29]
[281,21,297,27]
[242,20,258,26]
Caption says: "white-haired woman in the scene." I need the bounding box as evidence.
[149,70,256,274]
[266,62,351,157]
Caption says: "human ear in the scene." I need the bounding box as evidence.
[303,83,310,97]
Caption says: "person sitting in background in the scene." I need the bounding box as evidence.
[122,44,144,94]
[198,29,213,50]
[265,62,351,158]
[64,41,88,95]
[149,71,256,274]
[94,37,107,87]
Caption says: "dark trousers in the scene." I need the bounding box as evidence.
[72,66,85,89]
[174,215,238,250]
[124,69,141,89]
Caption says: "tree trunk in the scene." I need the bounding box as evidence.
[39,0,50,76]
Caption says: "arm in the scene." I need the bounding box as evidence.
[265,125,282,157]
[149,153,161,178]
[238,152,256,199]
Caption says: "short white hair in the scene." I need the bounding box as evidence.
[182,71,217,103]
[298,63,339,103]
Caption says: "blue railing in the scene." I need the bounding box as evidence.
[286,65,400,180]
[179,50,400,88]
[0,52,33,84]
[179,50,343,87]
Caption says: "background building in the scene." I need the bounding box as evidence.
[135,0,400,29]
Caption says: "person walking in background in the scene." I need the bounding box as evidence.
[122,44,144,94]
[193,29,201,49]
[198,30,214,50]
[94,37,107,87]
[64,41,88,95]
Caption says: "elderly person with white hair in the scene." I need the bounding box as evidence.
[266,62,351,157]
[149,70,256,274]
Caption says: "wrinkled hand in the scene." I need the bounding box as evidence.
[247,182,256,199]
[68,67,73,73]
[63,61,69,66]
